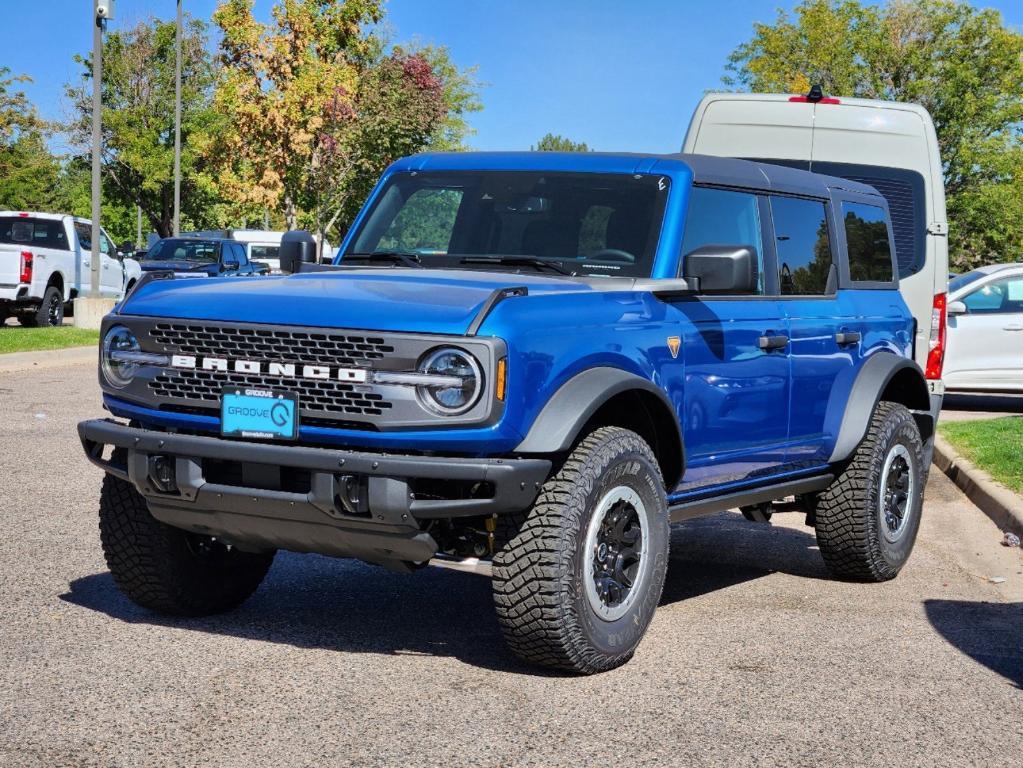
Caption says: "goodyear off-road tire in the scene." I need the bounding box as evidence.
[815,401,925,582]
[98,472,275,615]
[492,426,669,674]
[20,286,63,327]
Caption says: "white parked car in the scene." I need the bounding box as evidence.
[945,263,1023,393]
[0,211,141,327]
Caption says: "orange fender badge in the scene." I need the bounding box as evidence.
[667,336,681,359]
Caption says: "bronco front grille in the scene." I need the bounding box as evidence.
[149,322,395,366]
[145,321,398,422]
[150,369,392,417]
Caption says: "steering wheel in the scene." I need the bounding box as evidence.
[590,248,636,264]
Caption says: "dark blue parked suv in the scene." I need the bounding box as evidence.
[79,152,939,674]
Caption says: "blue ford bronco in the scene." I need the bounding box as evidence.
[79,152,941,674]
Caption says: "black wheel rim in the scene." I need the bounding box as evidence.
[593,501,642,607]
[584,486,648,620]
[47,294,61,325]
[880,444,914,542]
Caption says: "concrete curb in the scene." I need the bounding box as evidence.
[0,345,96,373]
[933,433,1023,537]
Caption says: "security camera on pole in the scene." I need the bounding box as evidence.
[74,0,119,329]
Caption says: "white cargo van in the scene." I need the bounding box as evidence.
[683,91,949,408]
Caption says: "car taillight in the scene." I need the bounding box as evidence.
[925,293,947,380]
[19,251,33,284]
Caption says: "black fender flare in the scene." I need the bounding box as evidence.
[514,367,684,477]
[828,353,931,463]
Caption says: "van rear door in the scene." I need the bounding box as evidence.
[685,95,814,162]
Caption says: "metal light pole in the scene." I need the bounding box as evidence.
[89,2,107,298]
[173,0,182,236]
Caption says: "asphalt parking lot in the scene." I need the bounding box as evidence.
[1,360,1021,767]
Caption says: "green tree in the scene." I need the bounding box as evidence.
[0,68,63,211]
[211,0,480,245]
[532,133,591,152]
[725,0,1023,271]
[65,16,224,238]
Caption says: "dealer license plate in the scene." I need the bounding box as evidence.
[221,387,299,440]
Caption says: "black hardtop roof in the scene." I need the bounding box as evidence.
[404,150,885,200]
[674,153,883,199]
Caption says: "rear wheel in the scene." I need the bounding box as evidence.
[815,401,925,581]
[492,426,669,674]
[20,286,64,327]
[99,471,275,615]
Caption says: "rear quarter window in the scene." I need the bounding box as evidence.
[0,217,70,250]
[771,196,834,295]
[843,202,894,283]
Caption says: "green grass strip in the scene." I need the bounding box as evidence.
[940,416,1023,495]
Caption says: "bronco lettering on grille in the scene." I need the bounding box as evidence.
[169,354,369,383]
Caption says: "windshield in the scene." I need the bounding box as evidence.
[145,238,219,263]
[949,270,988,294]
[345,171,671,277]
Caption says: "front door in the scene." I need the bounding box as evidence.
[673,186,791,493]
[946,272,1023,390]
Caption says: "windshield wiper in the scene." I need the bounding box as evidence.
[459,255,572,276]
[345,250,424,269]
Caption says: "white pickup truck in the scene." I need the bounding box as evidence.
[0,211,142,327]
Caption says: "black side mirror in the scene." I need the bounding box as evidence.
[683,245,757,294]
[279,230,317,274]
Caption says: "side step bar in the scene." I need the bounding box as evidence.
[429,554,493,577]
[668,474,834,523]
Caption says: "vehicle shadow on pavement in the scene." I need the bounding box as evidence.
[661,511,830,604]
[60,511,827,674]
[924,599,1023,689]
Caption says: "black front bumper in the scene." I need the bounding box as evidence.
[79,419,550,567]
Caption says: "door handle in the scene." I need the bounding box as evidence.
[1004,324,1023,332]
[835,331,861,345]
[758,334,789,351]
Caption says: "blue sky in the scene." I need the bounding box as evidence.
[7,0,1023,154]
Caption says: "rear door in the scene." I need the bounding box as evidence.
[946,272,1023,390]
[769,193,854,465]
[674,186,791,493]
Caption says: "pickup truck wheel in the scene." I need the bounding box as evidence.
[492,426,669,674]
[20,287,64,327]
[98,471,275,615]
[815,401,924,582]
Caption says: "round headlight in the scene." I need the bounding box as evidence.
[101,325,141,388]
[416,347,483,416]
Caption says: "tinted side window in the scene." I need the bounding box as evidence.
[962,276,1023,314]
[0,217,70,250]
[771,196,833,295]
[74,222,92,250]
[843,202,893,283]
[681,187,765,294]
[236,244,249,265]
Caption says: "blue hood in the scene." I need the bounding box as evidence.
[119,268,593,335]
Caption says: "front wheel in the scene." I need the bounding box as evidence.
[99,472,275,615]
[815,401,925,581]
[492,426,669,674]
